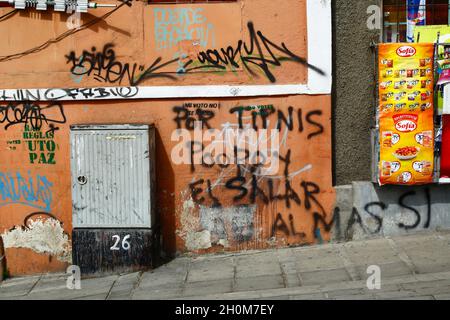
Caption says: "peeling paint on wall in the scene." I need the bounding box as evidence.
[177,198,257,251]
[176,193,204,250]
[185,230,212,251]
[177,194,198,236]
[1,218,72,263]
[199,205,256,247]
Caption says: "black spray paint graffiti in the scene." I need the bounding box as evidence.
[229,105,324,139]
[272,213,306,239]
[271,181,331,241]
[175,106,325,202]
[65,43,179,86]
[22,212,59,230]
[311,188,433,243]
[0,101,66,132]
[347,188,432,235]
[173,105,324,177]
[184,22,325,83]
[174,105,324,139]
[7,212,69,246]
[272,187,434,244]
[66,22,325,85]
[172,104,330,244]
[0,87,140,102]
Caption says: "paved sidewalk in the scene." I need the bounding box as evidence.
[2,230,450,300]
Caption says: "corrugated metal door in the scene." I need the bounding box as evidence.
[70,125,152,228]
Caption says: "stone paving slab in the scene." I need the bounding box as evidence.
[292,246,346,272]
[28,274,72,294]
[354,261,411,279]
[107,272,142,300]
[401,278,450,290]
[25,275,118,300]
[290,293,327,300]
[0,280,38,298]
[325,288,365,298]
[342,238,401,263]
[400,296,436,300]
[234,275,285,292]
[137,261,188,289]
[434,293,450,300]
[188,257,234,282]
[182,279,233,297]
[235,254,282,278]
[333,294,378,300]
[132,285,183,300]
[392,233,450,274]
[74,294,111,300]
[300,268,352,286]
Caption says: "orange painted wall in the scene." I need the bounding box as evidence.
[0,0,334,276]
[0,0,308,88]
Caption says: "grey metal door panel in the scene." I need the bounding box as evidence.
[70,125,151,228]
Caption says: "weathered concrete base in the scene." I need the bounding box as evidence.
[334,182,450,241]
[72,229,159,276]
[333,185,353,241]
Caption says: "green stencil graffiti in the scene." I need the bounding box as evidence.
[23,125,58,165]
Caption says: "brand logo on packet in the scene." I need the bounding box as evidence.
[393,114,418,132]
[396,46,416,57]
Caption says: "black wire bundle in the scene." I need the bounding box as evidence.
[0,1,131,63]
[0,9,18,22]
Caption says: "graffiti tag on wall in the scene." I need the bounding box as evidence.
[171,102,330,249]
[66,22,325,85]
[0,172,53,211]
[0,101,66,132]
[24,125,58,165]
[154,7,216,51]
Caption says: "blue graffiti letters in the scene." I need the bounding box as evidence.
[154,7,216,50]
[0,172,53,211]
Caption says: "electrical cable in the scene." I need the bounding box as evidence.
[0,0,131,63]
[0,9,18,22]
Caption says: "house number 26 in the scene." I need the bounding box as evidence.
[110,235,131,251]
